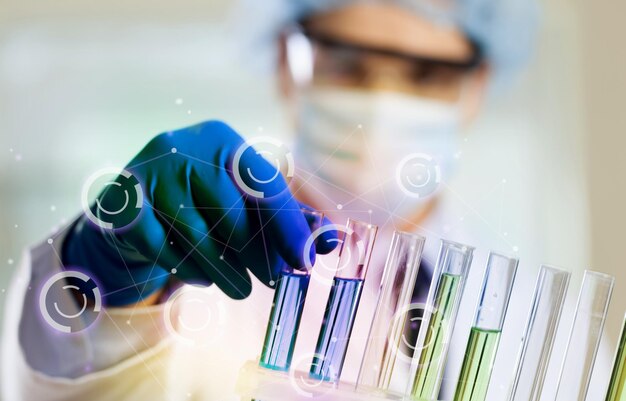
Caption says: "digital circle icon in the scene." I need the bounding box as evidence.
[388,302,443,365]
[232,137,295,198]
[81,167,143,230]
[396,153,442,199]
[39,271,102,333]
[163,285,226,348]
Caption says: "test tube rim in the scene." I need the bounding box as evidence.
[440,238,476,253]
[395,230,427,243]
[538,264,571,276]
[488,250,520,263]
[345,217,378,232]
[582,269,616,282]
[436,239,475,278]
[339,218,378,280]
[302,208,323,217]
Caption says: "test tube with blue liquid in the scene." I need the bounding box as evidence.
[258,209,324,372]
[309,218,378,383]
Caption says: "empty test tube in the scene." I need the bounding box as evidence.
[259,209,324,372]
[507,265,570,401]
[356,231,426,392]
[554,270,614,401]
[409,240,475,400]
[605,313,626,401]
[310,218,378,383]
[453,252,518,401]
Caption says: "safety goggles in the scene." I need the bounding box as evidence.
[285,22,483,102]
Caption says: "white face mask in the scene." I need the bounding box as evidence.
[294,86,461,222]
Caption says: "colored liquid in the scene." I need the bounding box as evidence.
[259,271,310,371]
[453,327,501,401]
[310,277,364,382]
[606,319,626,401]
[412,273,462,399]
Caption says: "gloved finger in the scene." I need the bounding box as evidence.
[123,205,192,274]
[147,206,212,288]
[190,168,286,285]
[230,148,311,269]
[297,202,339,255]
[99,205,188,302]
[252,195,311,270]
[164,210,252,299]
[153,193,253,299]
[237,202,298,284]
[189,165,252,254]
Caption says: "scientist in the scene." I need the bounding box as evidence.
[1,0,537,400]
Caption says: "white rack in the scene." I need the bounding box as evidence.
[235,360,427,401]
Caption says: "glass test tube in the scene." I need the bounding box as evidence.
[605,313,626,401]
[507,265,571,401]
[554,270,614,401]
[310,218,378,383]
[356,231,426,392]
[259,209,324,372]
[453,252,518,401]
[410,240,475,400]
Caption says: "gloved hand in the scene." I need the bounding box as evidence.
[63,120,337,306]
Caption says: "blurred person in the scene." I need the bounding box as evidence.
[1,0,538,400]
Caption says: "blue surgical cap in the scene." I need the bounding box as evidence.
[233,0,539,88]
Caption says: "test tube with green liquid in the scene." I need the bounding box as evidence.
[409,240,475,400]
[453,252,518,401]
[606,313,626,401]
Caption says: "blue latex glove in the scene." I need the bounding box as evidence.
[63,121,337,306]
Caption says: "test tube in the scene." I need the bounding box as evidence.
[453,252,518,401]
[507,265,571,401]
[356,231,426,392]
[309,218,378,383]
[409,240,475,400]
[554,270,614,401]
[258,209,324,372]
[605,313,626,401]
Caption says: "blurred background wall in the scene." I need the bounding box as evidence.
[582,0,626,360]
[0,0,624,398]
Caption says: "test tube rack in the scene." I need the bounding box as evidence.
[236,360,436,401]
